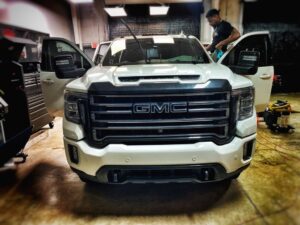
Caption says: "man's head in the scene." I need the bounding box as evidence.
[206,9,221,27]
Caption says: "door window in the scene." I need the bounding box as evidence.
[41,40,91,72]
[94,43,110,65]
[222,35,272,67]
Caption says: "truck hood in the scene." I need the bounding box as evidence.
[66,63,253,92]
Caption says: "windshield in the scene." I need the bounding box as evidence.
[102,37,210,66]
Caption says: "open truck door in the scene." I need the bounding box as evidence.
[40,38,94,113]
[218,31,274,112]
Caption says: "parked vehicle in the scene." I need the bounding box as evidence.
[40,31,273,183]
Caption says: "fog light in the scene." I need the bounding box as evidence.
[243,141,254,160]
[68,145,79,164]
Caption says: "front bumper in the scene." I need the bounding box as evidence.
[64,133,256,183]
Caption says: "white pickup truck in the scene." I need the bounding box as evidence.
[40,32,273,183]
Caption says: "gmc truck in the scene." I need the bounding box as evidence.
[40,32,273,183]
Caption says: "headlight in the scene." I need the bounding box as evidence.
[64,91,87,124]
[232,87,254,121]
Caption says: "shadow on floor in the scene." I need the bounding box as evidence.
[1,162,243,216]
[0,167,17,186]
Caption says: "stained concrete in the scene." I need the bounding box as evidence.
[0,93,299,225]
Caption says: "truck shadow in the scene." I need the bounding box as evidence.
[0,162,242,216]
[77,179,233,215]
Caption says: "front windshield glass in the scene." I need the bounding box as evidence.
[102,37,210,66]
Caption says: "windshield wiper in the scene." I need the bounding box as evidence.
[116,61,142,67]
[168,60,203,64]
[191,60,203,64]
[120,19,148,64]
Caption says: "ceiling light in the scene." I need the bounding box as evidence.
[150,6,169,16]
[68,0,93,4]
[104,7,127,17]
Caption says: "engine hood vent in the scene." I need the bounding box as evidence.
[118,75,200,83]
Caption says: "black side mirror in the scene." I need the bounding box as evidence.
[230,50,260,75]
[54,55,86,79]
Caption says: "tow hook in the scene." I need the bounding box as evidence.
[112,170,121,183]
[204,169,209,181]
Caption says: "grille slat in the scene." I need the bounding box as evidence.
[91,92,229,98]
[90,100,229,107]
[95,124,227,130]
[91,107,229,115]
[188,99,229,106]
[91,116,229,123]
[88,90,231,146]
[92,133,228,142]
[94,110,133,114]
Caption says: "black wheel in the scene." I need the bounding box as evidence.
[49,122,54,129]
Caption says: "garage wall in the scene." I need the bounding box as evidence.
[243,0,300,92]
[109,17,200,39]
[219,0,242,32]
[79,2,109,44]
[109,3,203,39]
[0,0,74,41]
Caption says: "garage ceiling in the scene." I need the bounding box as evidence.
[105,0,202,5]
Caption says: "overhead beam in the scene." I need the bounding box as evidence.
[70,4,83,50]
[105,0,202,5]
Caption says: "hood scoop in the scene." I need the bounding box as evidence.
[118,75,200,83]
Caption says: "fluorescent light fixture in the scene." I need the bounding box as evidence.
[150,6,169,16]
[68,0,93,3]
[104,7,127,17]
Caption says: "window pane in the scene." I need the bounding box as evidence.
[222,35,268,67]
[103,38,209,66]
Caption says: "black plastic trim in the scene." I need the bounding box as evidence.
[71,164,250,184]
[89,79,231,94]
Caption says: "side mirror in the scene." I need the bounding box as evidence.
[230,50,260,75]
[54,55,86,79]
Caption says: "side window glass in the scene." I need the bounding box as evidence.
[102,48,121,66]
[94,43,109,65]
[42,40,90,72]
[222,35,270,67]
[56,42,76,53]
[99,44,109,56]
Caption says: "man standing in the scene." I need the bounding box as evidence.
[205,9,240,56]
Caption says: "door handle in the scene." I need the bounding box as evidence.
[259,74,272,79]
[42,79,54,84]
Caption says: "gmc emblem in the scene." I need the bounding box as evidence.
[133,102,187,114]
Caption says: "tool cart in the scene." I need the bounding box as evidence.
[19,38,54,132]
[0,36,32,166]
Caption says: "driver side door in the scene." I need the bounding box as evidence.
[40,38,94,114]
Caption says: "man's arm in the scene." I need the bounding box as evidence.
[215,27,240,50]
[205,44,212,51]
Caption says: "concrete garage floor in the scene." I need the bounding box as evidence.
[0,93,299,225]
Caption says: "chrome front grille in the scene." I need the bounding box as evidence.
[87,90,232,147]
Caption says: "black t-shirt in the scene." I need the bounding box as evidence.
[208,20,233,52]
